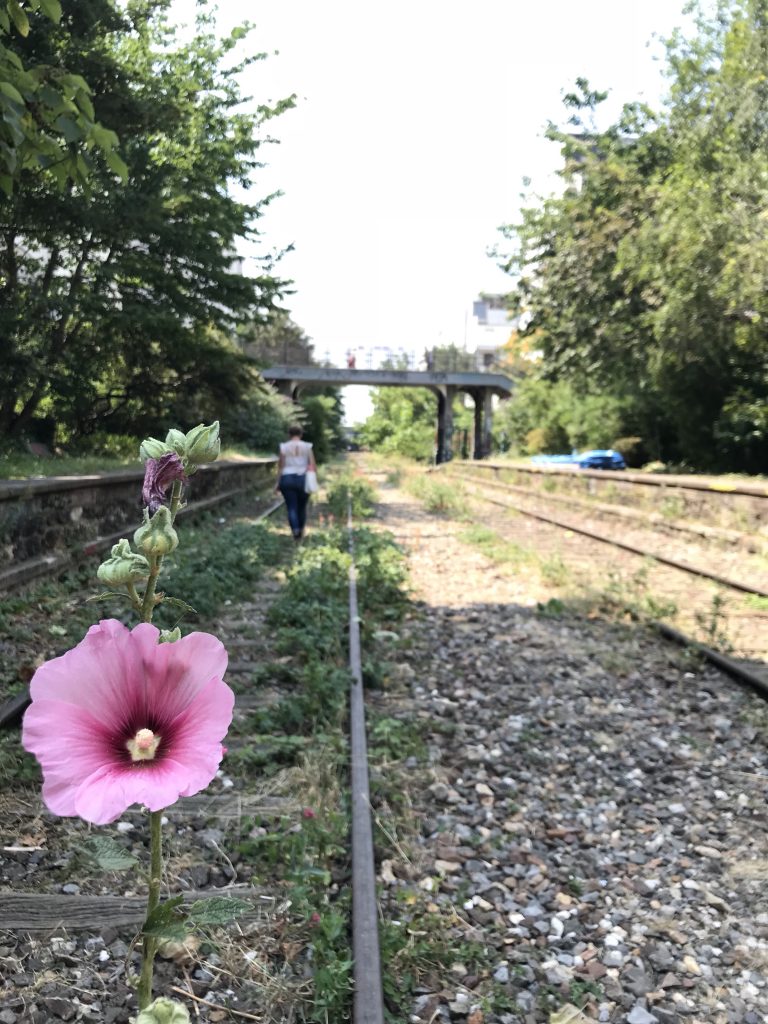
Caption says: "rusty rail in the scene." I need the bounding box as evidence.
[347,500,385,1024]
[463,484,768,599]
[458,459,768,499]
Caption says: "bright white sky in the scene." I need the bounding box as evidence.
[170,0,691,422]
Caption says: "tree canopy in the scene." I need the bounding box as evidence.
[0,0,295,448]
[498,0,768,472]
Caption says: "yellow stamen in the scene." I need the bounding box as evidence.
[127,727,161,762]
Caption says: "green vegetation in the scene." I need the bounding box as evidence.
[497,1,768,473]
[406,473,466,515]
[325,475,377,520]
[0,3,344,465]
[0,0,126,192]
[226,498,409,1021]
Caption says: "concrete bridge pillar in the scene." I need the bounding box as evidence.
[273,379,295,399]
[472,391,483,460]
[436,386,456,464]
[470,387,494,459]
[481,389,493,458]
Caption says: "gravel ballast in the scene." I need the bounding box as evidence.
[371,476,768,1024]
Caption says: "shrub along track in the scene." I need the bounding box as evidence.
[0,479,405,1024]
[437,466,768,684]
[354,461,768,1024]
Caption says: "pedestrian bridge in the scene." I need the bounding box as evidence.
[261,366,514,462]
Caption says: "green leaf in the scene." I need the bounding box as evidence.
[104,147,128,181]
[80,836,139,871]
[74,89,94,121]
[0,81,24,105]
[0,173,13,195]
[39,84,63,109]
[86,591,130,603]
[186,896,251,926]
[143,895,188,940]
[160,596,198,617]
[38,0,62,22]
[91,124,118,150]
[7,0,29,36]
[54,113,83,144]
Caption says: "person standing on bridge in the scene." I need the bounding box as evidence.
[276,424,317,541]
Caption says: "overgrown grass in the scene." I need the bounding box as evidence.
[325,475,377,520]
[460,522,530,567]
[227,512,409,1023]
[406,473,466,515]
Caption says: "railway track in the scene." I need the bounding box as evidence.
[2,456,767,1022]
[442,463,768,687]
[0,487,388,1023]
[359,464,768,1024]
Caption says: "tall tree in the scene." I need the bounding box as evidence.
[0,0,293,440]
[499,2,768,472]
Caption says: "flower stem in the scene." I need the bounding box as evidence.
[138,809,163,1010]
[139,481,184,624]
[168,479,183,523]
[127,581,142,614]
[139,560,161,624]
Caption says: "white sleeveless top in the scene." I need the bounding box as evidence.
[280,439,313,475]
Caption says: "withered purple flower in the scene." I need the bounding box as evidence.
[142,452,186,513]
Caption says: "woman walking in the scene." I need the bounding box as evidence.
[276,424,317,541]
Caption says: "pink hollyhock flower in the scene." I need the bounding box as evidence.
[142,452,186,513]
[22,619,233,825]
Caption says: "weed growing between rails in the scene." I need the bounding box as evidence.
[15,422,259,1024]
[223,481,409,1023]
[407,473,467,516]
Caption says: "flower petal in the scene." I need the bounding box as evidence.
[133,628,229,720]
[22,699,113,817]
[72,751,224,825]
[28,620,147,730]
[23,619,233,823]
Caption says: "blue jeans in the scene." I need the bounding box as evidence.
[279,474,309,537]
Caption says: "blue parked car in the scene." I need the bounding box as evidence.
[576,449,626,470]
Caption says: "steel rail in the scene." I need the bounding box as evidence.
[347,500,385,1024]
[445,468,756,550]
[653,621,768,700]
[466,487,768,599]
[460,460,768,499]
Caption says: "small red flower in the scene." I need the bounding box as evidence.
[302,807,316,819]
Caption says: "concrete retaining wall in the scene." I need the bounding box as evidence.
[0,458,277,587]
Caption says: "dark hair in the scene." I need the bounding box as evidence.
[288,424,303,438]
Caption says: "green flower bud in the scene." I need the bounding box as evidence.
[96,539,151,586]
[134,506,179,558]
[159,627,182,644]
[185,421,220,465]
[139,437,173,462]
[165,428,188,457]
[135,997,191,1024]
